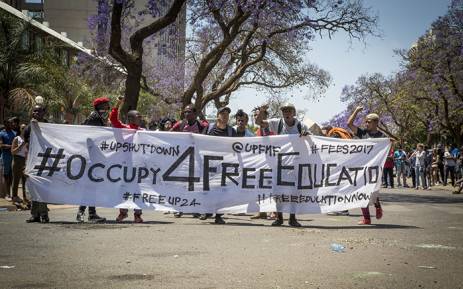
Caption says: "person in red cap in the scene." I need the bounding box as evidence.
[110,98,144,223]
[75,97,111,223]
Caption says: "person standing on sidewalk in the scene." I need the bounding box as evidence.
[394,146,408,187]
[110,98,144,223]
[347,106,385,225]
[11,124,28,205]
[75,97,110,223]
[0,118,17,200]
[409,144,427,190]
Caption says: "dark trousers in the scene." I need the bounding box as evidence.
[444,166,456,186]
[277,212,297,220]
[12,155,26,199]
[31,201,48,217]
[438,163,445,183]
[79,206,96,215]
[410,167,416,188]
[383,167,394,188]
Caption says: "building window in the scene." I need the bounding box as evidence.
[25,0,43,3]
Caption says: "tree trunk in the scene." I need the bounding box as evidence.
[121,64,142,118]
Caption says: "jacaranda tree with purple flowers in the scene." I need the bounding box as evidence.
[96,0,378,118]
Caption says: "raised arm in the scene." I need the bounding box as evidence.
[254,105,270,126]
[347,106,363,136]
[109,98,125,128]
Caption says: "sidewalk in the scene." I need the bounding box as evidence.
[0,198,17,212]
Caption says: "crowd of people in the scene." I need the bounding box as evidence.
[1,98,462,227]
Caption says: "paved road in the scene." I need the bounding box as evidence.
[1,187,462,289]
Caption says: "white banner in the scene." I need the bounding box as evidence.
[26,123,390,214]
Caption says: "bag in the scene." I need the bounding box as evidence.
[327,127,353,139]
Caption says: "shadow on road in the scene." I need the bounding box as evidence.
[305,223,421,230]
[380,192,463,204]
[47,220,174,228]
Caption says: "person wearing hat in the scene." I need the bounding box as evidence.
[199,106,237,224]
[254,103,311,227]
[75,97,110,223]
[25,105,50,223]
[347,106,385,225]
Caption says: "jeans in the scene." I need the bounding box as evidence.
[12,155,26,199]
[415,166,426,188]
[444,165,456,186]
[396,163,407,186]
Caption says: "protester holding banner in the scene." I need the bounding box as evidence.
[171,104,208,134]
[25,105,50,223]
[199,106,237,224]
[110,98,144,223]
[170,104,208,218]
[347,106,385,225]
[255,102,311,227]
[75,97,110,223]
[322,125,351,217]
[234,109,254,137]
[250,107,277,220]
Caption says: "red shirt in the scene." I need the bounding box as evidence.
[171,119,208,133]
[109,108,142,130]
[384,148,394,169]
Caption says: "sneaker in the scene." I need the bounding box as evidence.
[288,219,301,227]
[376,207,383,220]
[76,211,85,223]
[40,215,49,223]
[192,213,201,218]
[12,196,22,203]
[174,212,183,218]
[358,218,371,225]
[116,212,128,222]
[26,216,41,223]
[88,214,106,223]
[134,214,143,223]
[271,219,283,226]
[199,214,208,220]
[214,215,225,224]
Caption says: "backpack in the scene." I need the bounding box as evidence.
[277,118,302,135]
[327,127,352,139]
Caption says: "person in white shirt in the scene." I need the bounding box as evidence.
[11,123,28,204]
[255,103,310,227]
[409,143,427,189]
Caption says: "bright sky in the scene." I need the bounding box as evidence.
[227,0,451,124]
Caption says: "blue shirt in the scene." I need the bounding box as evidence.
[394,150,407,166]
[0,129,16,154]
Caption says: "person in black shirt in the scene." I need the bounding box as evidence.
[75,97,110,223]
[347,106,385,225]
[199,106,236,224]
